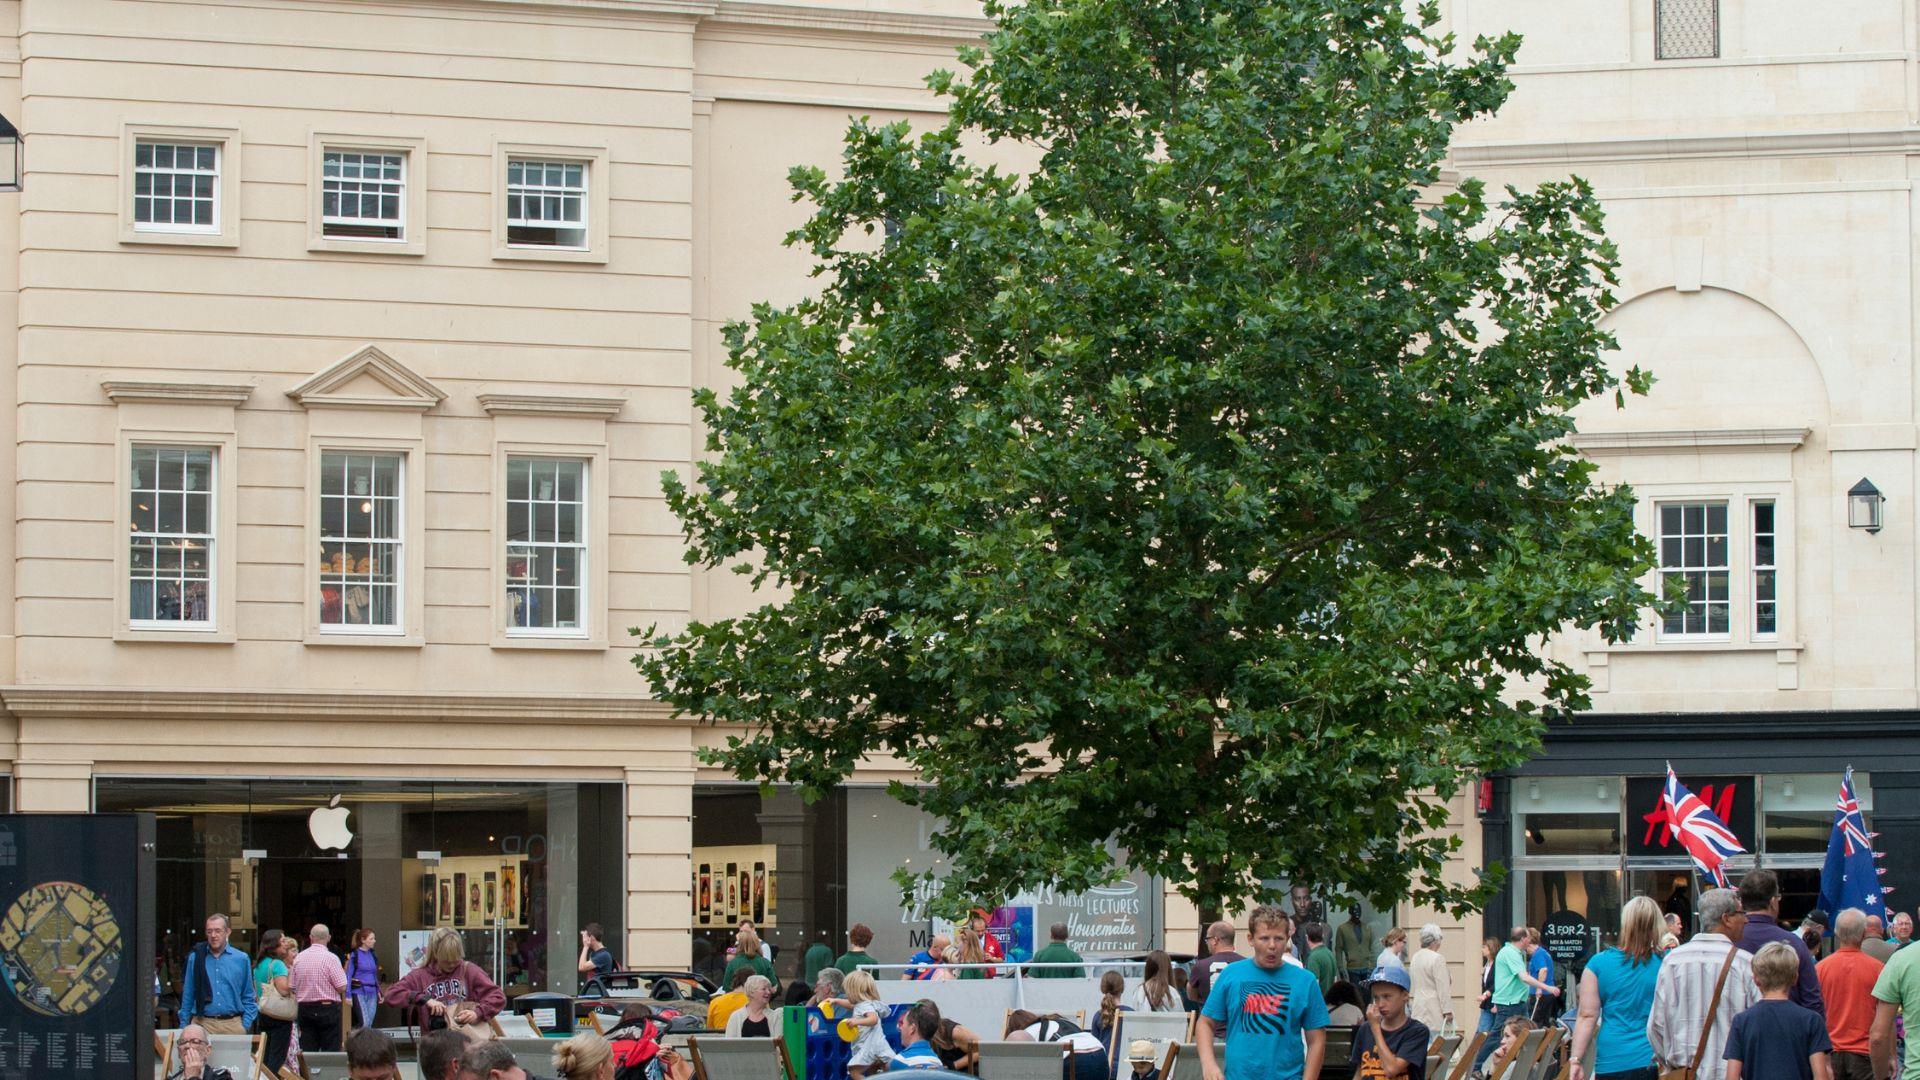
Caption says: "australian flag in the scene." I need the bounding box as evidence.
[1664,764,1747,887]
[1819,766,1886,920]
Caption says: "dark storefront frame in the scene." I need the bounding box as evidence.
[1484,710,1918,949]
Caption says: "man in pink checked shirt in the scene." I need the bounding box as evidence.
[291,924,350,1053]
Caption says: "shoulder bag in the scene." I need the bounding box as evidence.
[1658,946,1738,1080]
[259,967,297,1022]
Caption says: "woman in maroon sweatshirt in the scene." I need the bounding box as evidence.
[381,928,506,1032]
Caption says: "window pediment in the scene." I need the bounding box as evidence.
[287,345,447,412]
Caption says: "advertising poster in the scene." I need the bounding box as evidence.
[501,864,517,924]
[438,879,452,924]
[397,930,433,979]
[484,873,497,921]
[0,813,156,1080]
[689,846,781,929]
[453,873,467,928]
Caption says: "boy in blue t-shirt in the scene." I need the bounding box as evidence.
[1201,905,1332,1080]
[1725,942,1832,1080]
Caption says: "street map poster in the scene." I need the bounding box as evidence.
[0,814,155,1079]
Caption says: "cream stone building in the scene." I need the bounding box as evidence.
[0,0,1906,1023]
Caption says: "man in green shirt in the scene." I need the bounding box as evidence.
[1027,922,1085,978]
[834,923,878,975]
[1872,930,1920,1080]
[1305,922,1339,996]
[1471,926,1540,1074]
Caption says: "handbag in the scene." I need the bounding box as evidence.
[1659,945,1739,1080]
[259,978,298,1022]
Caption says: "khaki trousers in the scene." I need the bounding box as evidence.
[197,1015,246,1036]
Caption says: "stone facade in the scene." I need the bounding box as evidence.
[0,0,1906,1019]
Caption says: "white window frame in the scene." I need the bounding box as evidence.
[491,140,609,264]
[107,411,242,644]
[126,445,218,631]
[1655,499,1731,640]
[302,436,426,647]
[487,429,612,651]
[316,450,406,635]
[120,124,241,247]
[1640,487,1792,647]
[504,456,591,639]
[307,132,427,255]
[1752,499,1778,642]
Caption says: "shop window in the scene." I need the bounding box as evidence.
[693,785,848,985]
[318,451,403,631]
[128,446,216,628]
[505,457,587,635]
[1763,773,1870,855]
[95,777,624,1007]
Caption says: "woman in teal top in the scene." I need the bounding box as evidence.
[251,929,296,1074]
[1570,897,1667,1080]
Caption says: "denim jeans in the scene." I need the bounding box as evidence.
[1473,1002,1527,1074]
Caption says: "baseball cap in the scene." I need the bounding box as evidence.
[1369,965,1412,991]
[1128,1039,1158,1063]
[1805,909,1831,927]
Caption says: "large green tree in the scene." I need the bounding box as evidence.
[639,0,1652,919]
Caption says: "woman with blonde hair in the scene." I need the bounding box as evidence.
[1568,895,1665,1080]
[1377,926,1409,971]
[1123,950,1183,1013]
[721,927,776,994]
[552,1030,615,1080]
[379,926,505,1034]
[955,927,989,981]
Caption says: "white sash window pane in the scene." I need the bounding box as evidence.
[505,458,588,633]
[129,446,216,627]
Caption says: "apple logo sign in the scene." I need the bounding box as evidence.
[309,795,354,851]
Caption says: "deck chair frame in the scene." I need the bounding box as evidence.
[1445,1032,1487,1080]
[686,1034,796,1080]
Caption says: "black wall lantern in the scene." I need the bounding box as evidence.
[0,112,21,193]
[1849,477,1885,533]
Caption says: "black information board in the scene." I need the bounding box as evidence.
[1541,909,1592,968]
[0,814,154,1080]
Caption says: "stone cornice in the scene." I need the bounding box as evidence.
[0,687,680,726]
[477,392,625,419]
[1570,427,1810,455]
[705,1,991,40]
[102,380,254,406]
[1453,128,1920,168]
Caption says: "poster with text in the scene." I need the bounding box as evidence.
[0,813,156,1080]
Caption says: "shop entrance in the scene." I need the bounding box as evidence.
[96,776,626,1021]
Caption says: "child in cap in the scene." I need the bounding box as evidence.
[1127,1038,1164,1080]
[1354,964,1433,1080]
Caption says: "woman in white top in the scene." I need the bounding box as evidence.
[1376,926,1409,971]
[1121,950,1185,1013]
[1408,923,1453,1032]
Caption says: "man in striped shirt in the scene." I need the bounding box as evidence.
[1649,888,1761,1080]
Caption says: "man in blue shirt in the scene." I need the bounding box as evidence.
[889,1001,947,1070]
[902,934,949,981]
[179,913,256,1034]
[1200,904,1332,1080]
[1737,869,1826,1017]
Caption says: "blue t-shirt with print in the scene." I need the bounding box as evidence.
[1202,957,1331,1080]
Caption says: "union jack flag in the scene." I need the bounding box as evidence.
[1663,764,1747,887]
[1820,766,1885,919]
